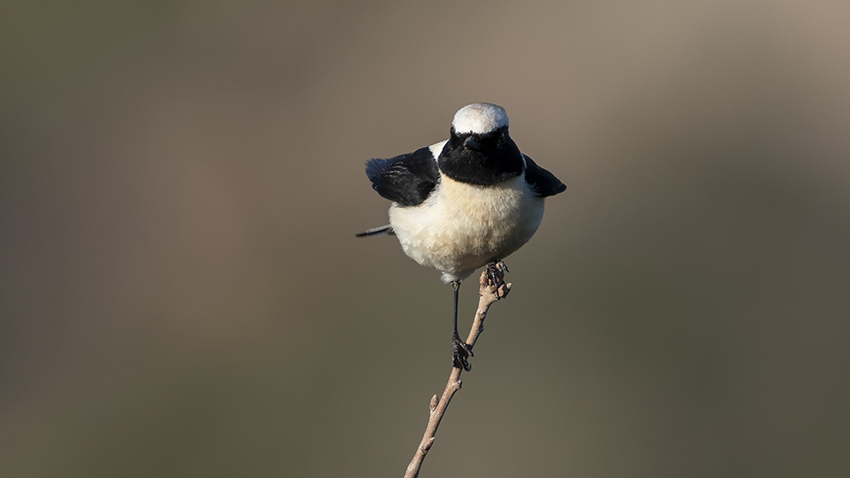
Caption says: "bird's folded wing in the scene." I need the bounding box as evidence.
[365,147,440,207]
[523,154,567,197]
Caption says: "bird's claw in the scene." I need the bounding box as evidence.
[486,261,509,298]
[451,333,473,371]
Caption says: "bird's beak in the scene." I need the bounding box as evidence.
[464,137,480,151]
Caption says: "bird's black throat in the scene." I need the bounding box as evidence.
[437,126,524,186]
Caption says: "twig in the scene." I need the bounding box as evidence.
[403,267,512,478]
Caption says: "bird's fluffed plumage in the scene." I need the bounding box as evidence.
[389,172,544,282]
[361,103,565,283]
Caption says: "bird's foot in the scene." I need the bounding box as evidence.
[486,261,509,299]
[451,333,474,371]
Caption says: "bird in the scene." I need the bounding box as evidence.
[358,103,566,370]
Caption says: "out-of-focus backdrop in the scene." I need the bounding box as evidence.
[2,1,849,477]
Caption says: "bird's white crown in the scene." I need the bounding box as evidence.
[451,103,509,135]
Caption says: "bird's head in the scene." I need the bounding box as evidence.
[438,103,524,186]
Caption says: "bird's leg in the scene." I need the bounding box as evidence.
[450,280,473,371]
[486,261,509,298]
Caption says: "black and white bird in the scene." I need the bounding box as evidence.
[358,103,566,370]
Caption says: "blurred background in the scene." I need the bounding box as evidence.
[2,1,849,477]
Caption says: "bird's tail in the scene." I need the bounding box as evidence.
[355,225,394,237]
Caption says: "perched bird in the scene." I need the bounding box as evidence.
[358,103,566,370]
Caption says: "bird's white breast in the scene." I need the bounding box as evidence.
[389,173,544,283]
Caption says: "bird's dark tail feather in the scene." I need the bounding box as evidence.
[355,225,394,237]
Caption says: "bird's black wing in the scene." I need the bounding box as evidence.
[365,147,440,207]
[523,154,566,197]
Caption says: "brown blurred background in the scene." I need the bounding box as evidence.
[2,1,849,477]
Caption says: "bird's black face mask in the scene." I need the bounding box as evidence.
[438,126,524,186]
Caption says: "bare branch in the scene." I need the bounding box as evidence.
[404,267,511,478]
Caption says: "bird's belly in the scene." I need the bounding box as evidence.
[389,175,544,282]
